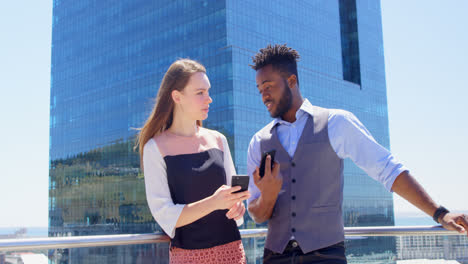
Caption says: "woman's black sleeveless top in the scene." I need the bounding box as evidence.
[164,148,241,249]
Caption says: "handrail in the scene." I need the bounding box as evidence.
[0,225,464,252]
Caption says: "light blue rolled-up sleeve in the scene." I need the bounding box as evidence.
[328,110,409,192]
[246,133,262,206]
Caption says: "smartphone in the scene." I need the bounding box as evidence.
[231,175,249,193]
[259,150,276,178]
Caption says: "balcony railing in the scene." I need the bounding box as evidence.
[0,225,463,251]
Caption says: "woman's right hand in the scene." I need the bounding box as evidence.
[210,185,251,211]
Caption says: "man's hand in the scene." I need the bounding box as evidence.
[439,213,468,237]
[392,171,468,237]
[247,155,282,223]
[253,155,282,200]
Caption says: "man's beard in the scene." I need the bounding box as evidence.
[270,80,292,118]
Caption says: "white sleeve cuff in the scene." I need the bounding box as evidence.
[155,203,185,238]
[235,217,244,227]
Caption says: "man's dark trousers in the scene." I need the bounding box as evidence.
[263,241,347,264]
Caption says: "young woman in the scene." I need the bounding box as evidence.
[137,59,250,264]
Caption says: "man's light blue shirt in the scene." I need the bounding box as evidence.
[247,99,408,205]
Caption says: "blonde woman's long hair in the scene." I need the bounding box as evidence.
[136,59,206,166]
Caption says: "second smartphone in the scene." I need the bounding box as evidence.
[259,150,276,178]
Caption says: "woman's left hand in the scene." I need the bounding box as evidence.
[226,201,246,220]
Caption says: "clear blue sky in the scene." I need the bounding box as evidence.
[383,0,468,219]
[0,1,466,227]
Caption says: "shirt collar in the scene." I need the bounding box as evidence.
[271,99,314,130]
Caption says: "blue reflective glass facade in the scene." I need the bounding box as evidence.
[50,0,394,263]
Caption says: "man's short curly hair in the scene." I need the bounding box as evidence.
[251,44,300,86]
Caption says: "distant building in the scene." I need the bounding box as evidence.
[397,260,460,264]
[0,228,27,239]
[397,235,468,264]
[2,253,48,264]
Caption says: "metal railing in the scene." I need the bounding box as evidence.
[0,225,464,252]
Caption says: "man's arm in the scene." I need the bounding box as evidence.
[247,191,277,223]
[328,110,467,236]
[247,156,282,223]
[392,171,468,235]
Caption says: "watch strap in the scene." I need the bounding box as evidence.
[433,206,449,223]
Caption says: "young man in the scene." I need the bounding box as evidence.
[246,44,468,263]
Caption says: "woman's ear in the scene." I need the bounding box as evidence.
[171,90,181,104]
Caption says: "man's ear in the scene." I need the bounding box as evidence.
[171,90,181,104]
[287,75,298,89]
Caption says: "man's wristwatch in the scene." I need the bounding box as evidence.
[433,206,450,223]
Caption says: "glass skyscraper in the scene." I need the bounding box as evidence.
[49,0,394,263]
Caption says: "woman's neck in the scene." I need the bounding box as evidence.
[167,115,198,137]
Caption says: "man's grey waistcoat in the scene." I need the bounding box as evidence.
[258,106,344,254]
